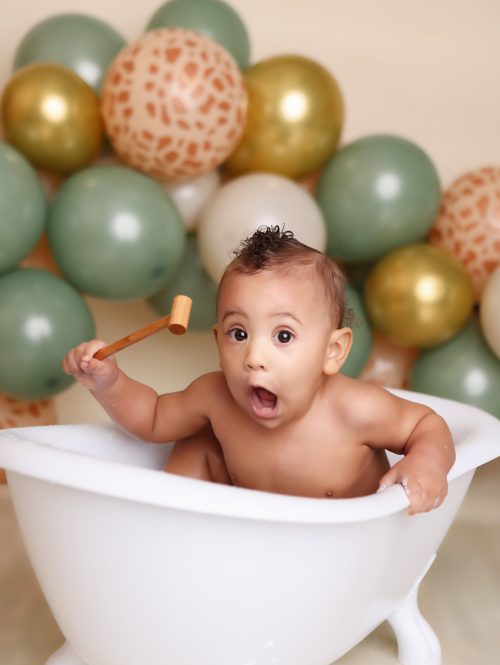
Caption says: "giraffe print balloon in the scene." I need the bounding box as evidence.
[101,28,247,182]
[429,167,500,300]
[0,393,57,484]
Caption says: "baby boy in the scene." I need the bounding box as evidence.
[63,226,455,514]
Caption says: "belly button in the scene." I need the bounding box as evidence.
[325,490,334,498]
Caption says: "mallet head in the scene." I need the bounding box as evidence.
[168,295,193,335]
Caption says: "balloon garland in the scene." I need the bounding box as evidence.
[0,0,498,417]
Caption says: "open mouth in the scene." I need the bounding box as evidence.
[249,386,279,419]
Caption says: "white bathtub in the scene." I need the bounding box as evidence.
[0,390,499,665]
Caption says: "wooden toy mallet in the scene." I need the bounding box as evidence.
[93,295,192,361]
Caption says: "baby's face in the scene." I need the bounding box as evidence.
[215,269,335,428]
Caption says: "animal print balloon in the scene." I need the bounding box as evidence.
[101,28,247,181]
[0,394,57,483]
[429,167,500,299]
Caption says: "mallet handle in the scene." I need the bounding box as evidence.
[93,295,192,361]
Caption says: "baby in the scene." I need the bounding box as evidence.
[63,226,455,514]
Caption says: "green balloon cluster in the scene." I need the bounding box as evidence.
[48,166,186,301]
[0,141,46,275]
[317,134,441,263]
[13,13,126,92]
[410,319,500,418]
[0,269,95,399]
[148,235,218,330]
[146,0,251,70]
[341,284,373,378]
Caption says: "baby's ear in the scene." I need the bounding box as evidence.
[212,324,219,345]
[324,327,353,375]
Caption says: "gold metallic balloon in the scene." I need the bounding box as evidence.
[226,55,343,179]
[1,63,102,174]
[364,244,474,348]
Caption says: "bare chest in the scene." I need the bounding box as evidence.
[211,405,388,499]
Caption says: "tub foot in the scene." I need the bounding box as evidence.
[387,586,441,665]
[45,642,88,665]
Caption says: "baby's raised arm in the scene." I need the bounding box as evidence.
[63,340,212,443]
[346,383,456,514]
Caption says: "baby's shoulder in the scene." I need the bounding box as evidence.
[190,371,238,422]
[325,374,396,423]
[191,370,227,392]
[189,371,232,402]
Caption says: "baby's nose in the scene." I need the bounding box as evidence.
[244,339,267,370]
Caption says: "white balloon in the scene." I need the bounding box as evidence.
[197,173,327,282]
[165,170,221,233]
[480,265,500,358]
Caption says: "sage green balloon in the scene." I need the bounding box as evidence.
[341,283,373,378]
[317,134,441,263]
[13,13,126,92]
[0,141,46,275]
[0,269,95,399]
[410,319,500,418]
[48,166,186,301]
[148,234,217,330]
[146,0,250,70]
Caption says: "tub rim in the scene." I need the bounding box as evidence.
[1,390,499,525]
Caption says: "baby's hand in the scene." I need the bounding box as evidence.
[62,340,119,392]
[378,458,448,515]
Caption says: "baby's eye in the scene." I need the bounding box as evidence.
[228,328,247,342]
[276,329,294,344]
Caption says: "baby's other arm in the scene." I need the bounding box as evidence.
[63,339,214,443]
[345,382,455,514]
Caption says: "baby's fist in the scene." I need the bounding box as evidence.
[62,340,119,391]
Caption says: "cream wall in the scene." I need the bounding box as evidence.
[1,0,499,423]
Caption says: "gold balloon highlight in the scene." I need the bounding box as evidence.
[1,63,102,174]
[364,244,474,348]
[226,55,343,179]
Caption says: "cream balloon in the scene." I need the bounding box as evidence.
[480,265,500,358]
[165,169,221,232]
[197,173,327,282]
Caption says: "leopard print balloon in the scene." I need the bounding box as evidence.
[429,167,500,299]
[0,394,57,484]
[101,28,247,182]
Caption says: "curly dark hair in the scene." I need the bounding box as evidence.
[219,226,348,327]
[231,226,297,270]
